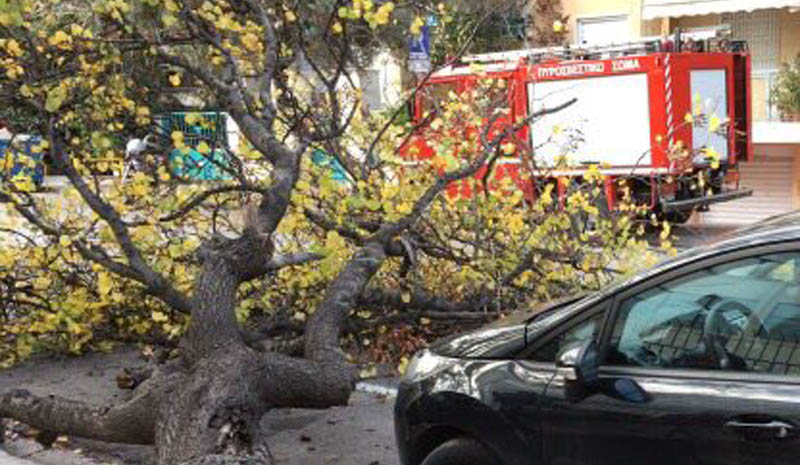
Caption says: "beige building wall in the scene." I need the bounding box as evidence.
[562,0,644,42]
[779,10,800,62]
[795,146,800,208]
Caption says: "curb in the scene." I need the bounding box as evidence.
[354,380,398,397]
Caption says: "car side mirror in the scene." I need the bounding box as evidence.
[556,340,599,384]
[557,340,651,404]
[556,340,600,401]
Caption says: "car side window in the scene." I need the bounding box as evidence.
[607,252,800,375]
[530,312,604,362]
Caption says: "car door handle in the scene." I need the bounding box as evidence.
[725,420,795,439]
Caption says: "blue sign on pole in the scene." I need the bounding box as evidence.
[409,25,431,73]
[408,25,430,59]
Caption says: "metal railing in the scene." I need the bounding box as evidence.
[612,316,800,375]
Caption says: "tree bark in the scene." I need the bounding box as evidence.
[304,240,387,363]
[181,256,242,366]
[155,345,351,464]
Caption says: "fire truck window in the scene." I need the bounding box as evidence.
[690,70,729,162]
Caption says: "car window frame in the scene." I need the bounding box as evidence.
[516,299,611,361]
[598,240,800,385]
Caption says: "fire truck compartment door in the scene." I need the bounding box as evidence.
[529,73,652,168]
[690,69,729,164]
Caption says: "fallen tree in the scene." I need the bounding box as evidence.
[0,1,669,463]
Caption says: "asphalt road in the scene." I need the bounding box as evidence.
[0,451,36,465]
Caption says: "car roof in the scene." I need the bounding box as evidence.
[582,211,800,304]
[678,211,800,262]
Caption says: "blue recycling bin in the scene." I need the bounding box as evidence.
[0,136,45,189]
[311,149,349,183]
[168,148,232,181]
[157,112,233,181]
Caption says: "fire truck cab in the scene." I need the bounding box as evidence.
[410,30,754,222]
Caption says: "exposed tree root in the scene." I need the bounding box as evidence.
[0,365,184,445]
[0,344,352,465]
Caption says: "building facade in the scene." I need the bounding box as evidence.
[560,0,800,225]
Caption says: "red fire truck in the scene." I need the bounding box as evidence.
[406,31,754,222]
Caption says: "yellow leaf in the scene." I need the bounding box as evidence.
[45,85,67,112]
[397,356,409,375]
[5,39,23,57]
[660,220,672,240]
[332,22,343,34]
[59,236,72,247]
[401,291,411,303]
[98,272,113,296]
[241,32,260,52]
[48,30,70,47]
[508,214,525,235]
[708,114,721,133]
[152,311,169,323]
[162,13,177,27]
[184,112,201,125]
[553,20,564,32]
[196,141,211,154]
[410,16,424,36]
[169,74,181,87]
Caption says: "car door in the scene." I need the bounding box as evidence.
[537,245,800,465]
[499,302,608,460]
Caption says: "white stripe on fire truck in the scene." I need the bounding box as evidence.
[664,53,674,147]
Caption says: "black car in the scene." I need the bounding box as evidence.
[395,212,800,465]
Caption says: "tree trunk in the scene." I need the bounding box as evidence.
[155,345,351,464]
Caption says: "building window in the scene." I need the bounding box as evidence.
[361,69,383,112]
[722,9,780,120]
[722,9,779,74]
[577,15,629,46]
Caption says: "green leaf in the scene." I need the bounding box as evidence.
[45,86,67,113]
[0,0,24,26]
